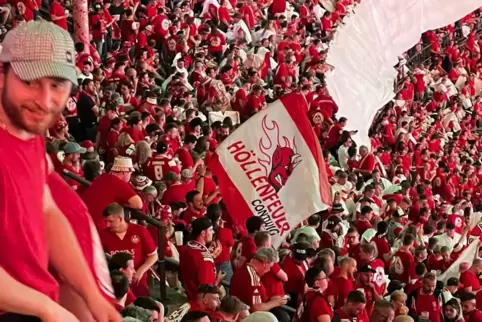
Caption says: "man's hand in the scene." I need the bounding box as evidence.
[40,301,80,322]
[132,269,145,285]
[86,293,122,322]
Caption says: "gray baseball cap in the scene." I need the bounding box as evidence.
[63,142,86,154]
[0,21,77,85]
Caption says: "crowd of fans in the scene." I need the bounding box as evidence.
[3,0,482,320]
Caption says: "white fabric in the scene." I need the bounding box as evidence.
[438,238,480,284]
[325,0,481,148]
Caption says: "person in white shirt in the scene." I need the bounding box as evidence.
[229,13,252,44]
[337,135,353,170]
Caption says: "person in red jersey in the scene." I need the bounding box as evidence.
[335,290,370,322]
[354,145,376,181]
[326,256,357,309]
[161,123,181,157]
[161,171,196,205]
[230,247,288,312]
[232,216,264,269]
[82,156,143,231]
[143,141,181,183]
[0,21,120,322]
[176,134,198,171]
[280,242,310,307]
[108,252,137,307]
[48,172,115,320]
[100,203,158,297]
[355,265,383,315]
[459,258,482,293]
[354,206,374,236]
[181,190,206,226]
[407,272,443,322]
[58,141,86,190]
[179,218,218,301]
[461,292,482,322]
[299,266,333,322]
[391,234,416,285]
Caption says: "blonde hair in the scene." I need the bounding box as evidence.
[391,290,407,302]
[116,133,134,148]
[135,140,152,165]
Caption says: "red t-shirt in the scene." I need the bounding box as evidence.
[239,235,257,260]
[58,163,84,189]
[465,310,482,322]
[181,207,205,226]
[261,263,285,298]
[100,223,157,269]
[50,1,67,30]
[231,264,268,308]
[176,147,194,170]
[0,132,58,302]
[354,219,372,236]
[82,173,138,231]
[48,172,114,300]
[326,276,356,309]
[392,249,415,284]
[179,241,217,301]
[301,290,333,322]
[460,270,480,291]
[413,290,442,322]
[335,307,370,322]
[215,227,234,264]
[281,254,309,295]
[161,182,193,205]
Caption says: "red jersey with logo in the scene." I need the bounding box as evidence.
[335,307,370,322]
[100,223,157,269]
[300,290,333,322]
[179,241,217,301]
[411,290,442,322]
[143,153,180,182]
[231,264,268,308]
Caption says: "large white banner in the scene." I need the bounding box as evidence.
[326,0,481,148]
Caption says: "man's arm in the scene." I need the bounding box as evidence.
[43,185,121,322]
[133,253,158,284]
[0,267,77,320]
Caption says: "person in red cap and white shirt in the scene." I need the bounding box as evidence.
[82,156,143,231]
[100,202,158,297]
[0,20,119,321]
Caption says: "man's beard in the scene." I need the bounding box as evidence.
[2,79,58,135]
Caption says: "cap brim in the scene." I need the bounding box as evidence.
[77,147,87,154]
[11,60,78,86]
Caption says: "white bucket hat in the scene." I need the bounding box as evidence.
[111,156,135,172]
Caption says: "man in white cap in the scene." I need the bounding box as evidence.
[0,21,120,321]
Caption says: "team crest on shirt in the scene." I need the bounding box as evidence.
[258,115,301,193]
[131,235,140,244]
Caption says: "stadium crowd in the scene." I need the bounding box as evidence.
[1,0,482,321]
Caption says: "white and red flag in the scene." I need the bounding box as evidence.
[208,93,332,248]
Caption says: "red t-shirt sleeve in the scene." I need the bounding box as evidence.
[140,226,157,255]
[241,238,257,259]
[219,228,234,247]
[116,179,138,204]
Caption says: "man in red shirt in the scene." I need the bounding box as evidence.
[406,272,442,322]
[355,265,383,315]
[100,203,158,297]
[280,242,310,307]
[462,292,482,322]
[230,247,287,311]
[233,216,264,269]
[300,267,333,322]
[460,258,482,293]
[326,256,357,309]
[0,21,119,321]
[354,206,374,236]
[82,156,143,231]
[391,234,416,285]
[334,290,370,322]
[179,218,217,301]
[49,0,68,30]
[181,190,206,226]
[354,145,376,181]
[161,171,195,205]
[108,252,137,306]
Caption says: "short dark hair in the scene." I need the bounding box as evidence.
[305,266,325,287]
[403,234,415,246]
[307,214,321,226]
[346,290,366,304]
[181,311,209,322]
[185,190,200,204]
[108,252,133,271]
[246,216,264,234]
[110,270,129,299]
